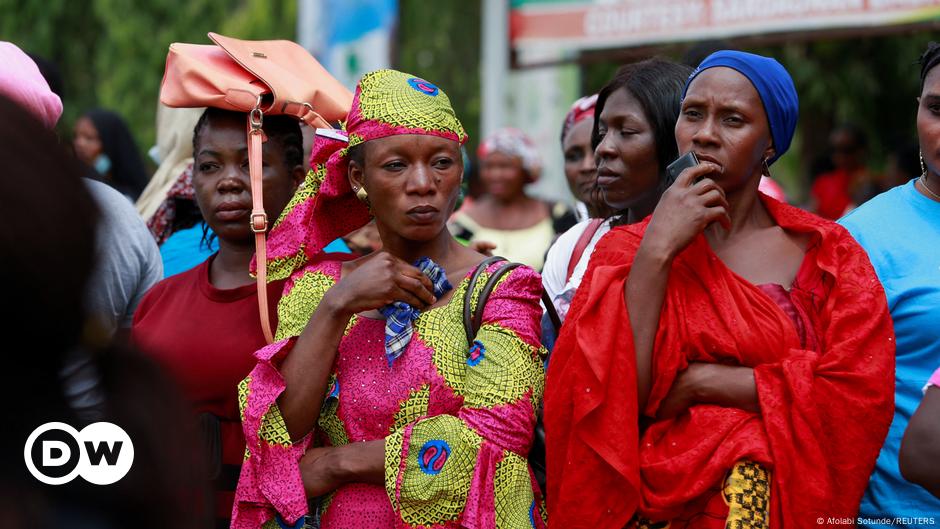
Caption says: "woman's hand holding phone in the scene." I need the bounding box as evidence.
[641,158,729,262]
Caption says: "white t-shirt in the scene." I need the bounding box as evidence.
[541,217,613,321]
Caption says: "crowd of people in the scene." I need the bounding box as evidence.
[1,32,938,529]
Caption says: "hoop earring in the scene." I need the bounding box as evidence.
[762,158,771,178]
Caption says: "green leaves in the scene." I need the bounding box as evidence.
[1,0,295,157]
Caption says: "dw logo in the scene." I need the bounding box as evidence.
[24,422,134,485]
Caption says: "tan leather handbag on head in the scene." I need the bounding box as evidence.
[160,32,353,344]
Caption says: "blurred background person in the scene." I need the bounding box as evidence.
[810,123,882,219]
[840,41,940,523]
[0,88,206,529]
[343,219,382,256]
[560,93,613,220]
[74,107,150,200]
[450,127,576,269]
[0,41,161,342]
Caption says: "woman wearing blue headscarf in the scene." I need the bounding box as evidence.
[545,51,895,528]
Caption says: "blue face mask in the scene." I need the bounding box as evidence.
[93,154,112,175]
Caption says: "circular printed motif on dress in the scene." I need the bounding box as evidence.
[467,340,485,366]
[417,439,450,475]
[407,77,440,96]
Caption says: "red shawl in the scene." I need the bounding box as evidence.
[544,196,895,528]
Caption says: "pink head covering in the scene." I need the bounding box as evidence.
[478,127,542,182]
[560,94,598,145]
[0,42,62,129]
[257,69,468,280]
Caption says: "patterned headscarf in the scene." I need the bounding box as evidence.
[478,127,542,182]
[260,69,468,281]
[560,94,598,146]
[146,163,195,244]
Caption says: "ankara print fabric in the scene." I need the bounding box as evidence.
[232,258,547,529]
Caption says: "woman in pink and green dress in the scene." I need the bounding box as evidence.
[232,69,547,529]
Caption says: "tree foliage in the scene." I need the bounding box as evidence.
[396,0,482,153]
[0,0,296,154]
[4,0,931,198]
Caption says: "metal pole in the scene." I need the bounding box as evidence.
[481,0,509,139]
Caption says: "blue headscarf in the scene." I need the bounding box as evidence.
[682,50,798,165]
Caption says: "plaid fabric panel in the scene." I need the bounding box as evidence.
[378,257,453,366]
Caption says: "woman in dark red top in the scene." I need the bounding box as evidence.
[133,107,304,528]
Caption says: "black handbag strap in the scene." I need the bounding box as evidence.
[462,256,562,347]
[462,256,507,346]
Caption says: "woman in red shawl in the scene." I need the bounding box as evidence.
[545,50,895,528]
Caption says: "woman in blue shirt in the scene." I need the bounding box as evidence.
[840,42,940,526]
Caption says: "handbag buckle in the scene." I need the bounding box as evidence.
[249,95,264,131]
[251,212,268,233]
[249,107,264,131]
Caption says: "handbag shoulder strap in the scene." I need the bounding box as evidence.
[462,257,563,351]
[471,261,522,338]
[565,218,605,284]
[248,116,274,344]
[462,256,506,345]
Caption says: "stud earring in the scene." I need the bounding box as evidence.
[354,186,369,203]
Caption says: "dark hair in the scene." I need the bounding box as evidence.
[347,141,367,168]
[192,107,304,171]
[192,108,302,248]
[592,58,693,186]
[920,41,940,90]
[83,108,150,200]
[26,52,64,99]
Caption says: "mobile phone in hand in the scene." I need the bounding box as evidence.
[665,151,699,187]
